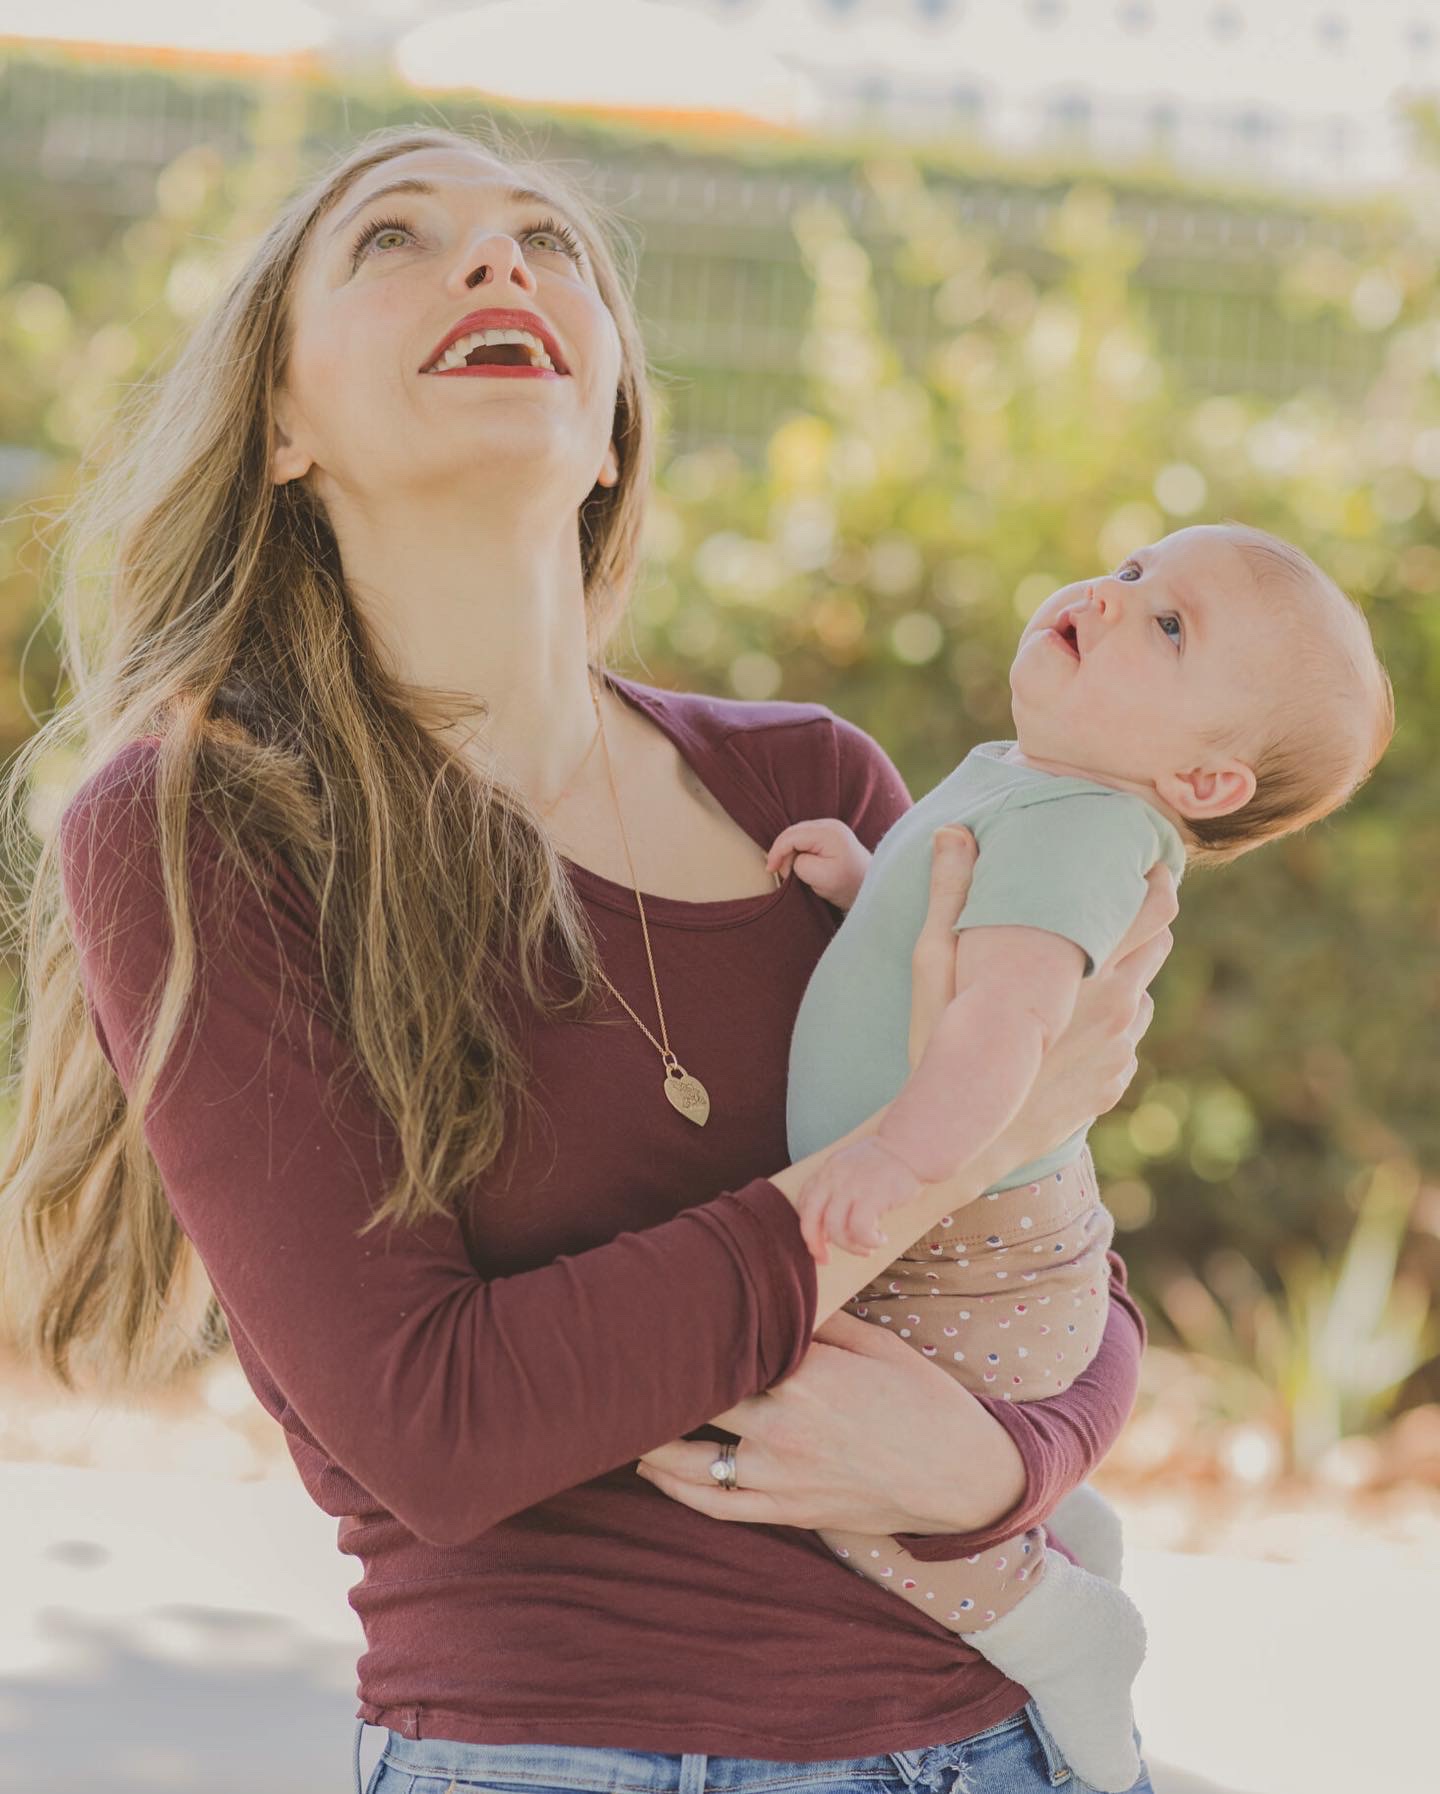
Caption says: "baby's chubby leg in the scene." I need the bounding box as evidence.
[817,1518,1047,1630]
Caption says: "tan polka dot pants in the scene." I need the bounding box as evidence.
[817,1149,1114,1633]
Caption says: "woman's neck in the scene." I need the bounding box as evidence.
[332,488,604,802]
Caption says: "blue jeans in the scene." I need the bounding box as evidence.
[352,1705,1152,1793]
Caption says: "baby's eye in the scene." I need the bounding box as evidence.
[1116,561,1142,581]
[1156,613,1183,646]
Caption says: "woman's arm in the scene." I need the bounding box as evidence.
[59,742,836,1548]
[62,740,1016,1544]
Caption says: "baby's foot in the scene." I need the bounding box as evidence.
[970,1549,1146,1792]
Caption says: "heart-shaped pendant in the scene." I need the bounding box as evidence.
[663,1068,710,1127]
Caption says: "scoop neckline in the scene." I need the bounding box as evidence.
[557,670,796,930]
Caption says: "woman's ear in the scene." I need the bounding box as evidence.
[595,439,619,490]
[270,394,313,486]
[1156,758,1257,821]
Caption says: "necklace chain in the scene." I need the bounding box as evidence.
[587,675,672,1062]
[537,714,603,819]
[580,671,711,1125]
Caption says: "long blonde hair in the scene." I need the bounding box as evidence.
[0,120,657,1396]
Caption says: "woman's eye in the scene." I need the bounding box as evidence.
[526,217,586,263]
[349,215,413,265]
[349,213,585,269]
[1156,613,1183,646]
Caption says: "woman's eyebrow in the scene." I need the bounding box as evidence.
[326,177,573,241]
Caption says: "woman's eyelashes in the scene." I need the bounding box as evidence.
[347,212,586,270]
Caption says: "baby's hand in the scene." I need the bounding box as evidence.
[766,818,871,910]
[795,1137,926,1265]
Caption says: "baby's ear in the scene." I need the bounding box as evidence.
[1156,760,1256,821]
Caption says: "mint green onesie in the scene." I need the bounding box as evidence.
[785,741,1187,1193]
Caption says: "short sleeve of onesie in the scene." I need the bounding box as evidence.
[953,789,1184,976]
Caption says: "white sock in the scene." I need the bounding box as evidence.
[1048,1481,1125,1584]
[965,1547,1146,1793]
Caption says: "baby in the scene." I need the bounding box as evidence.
[772,523,1393,1791]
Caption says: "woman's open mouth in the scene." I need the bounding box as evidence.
[422,325,565,380]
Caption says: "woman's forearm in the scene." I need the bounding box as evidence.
[769,1106,1016,1329]
[892,1377,1029,1534]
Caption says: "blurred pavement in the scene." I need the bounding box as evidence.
[0,1462,1428,1793]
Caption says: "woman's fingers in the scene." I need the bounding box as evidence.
[919,826,978,939]
[1087,863,1177,1049]
[1110,920,1173,1028]
[634,1441,789,1523]
[1103,862,1178,969]
[908,826,977,1069]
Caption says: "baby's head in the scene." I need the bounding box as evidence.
[1009,522,1395,864]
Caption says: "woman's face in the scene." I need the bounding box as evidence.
[271,146,623,518]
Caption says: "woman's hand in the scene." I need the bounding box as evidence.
[634,1308,1023,1535]
[907,825,978,1070]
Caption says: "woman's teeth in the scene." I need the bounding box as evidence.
[431,327,556,372]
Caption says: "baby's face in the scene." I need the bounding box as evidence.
[1009,524,1281,806]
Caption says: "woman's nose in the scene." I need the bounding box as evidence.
[449,231,539,294]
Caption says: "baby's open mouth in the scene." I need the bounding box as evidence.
[1049,614,1082,659]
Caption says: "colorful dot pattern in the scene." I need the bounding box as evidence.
[816,1151,1114,1638]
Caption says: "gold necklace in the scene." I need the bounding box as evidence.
[584,672,711,1128]
[537,715,603,818]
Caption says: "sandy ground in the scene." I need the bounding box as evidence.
[1,1455,1433,1794]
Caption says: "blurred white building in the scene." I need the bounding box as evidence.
[10,0,1439,190]
[670,0,1440,189]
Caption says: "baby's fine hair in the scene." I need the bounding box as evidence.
[1184,522,1395,866]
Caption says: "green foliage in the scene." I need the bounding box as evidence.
[1152,1161,1437,1471]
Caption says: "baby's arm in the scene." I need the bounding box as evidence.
[796,926,1086,1262]
[878,926,1086,1182]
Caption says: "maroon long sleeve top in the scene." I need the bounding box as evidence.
[58,673,1145,1760]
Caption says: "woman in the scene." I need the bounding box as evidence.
[0,121,1175,1793]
